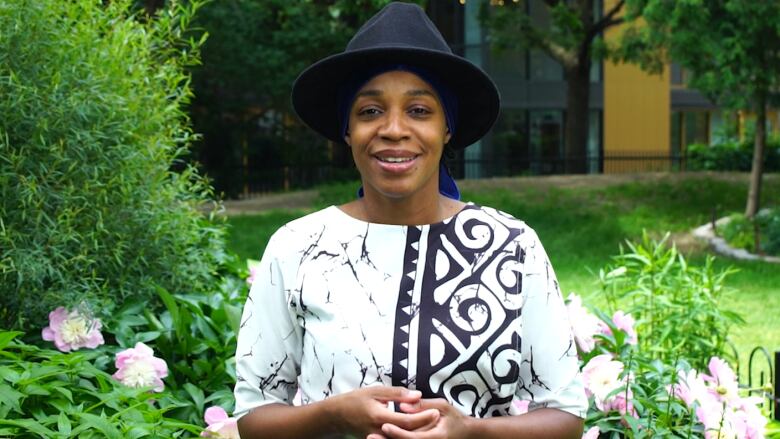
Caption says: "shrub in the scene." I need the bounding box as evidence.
[0,331,202,438]
[686,134,780,172]
[0,0,225,330]
[756,208,780,256]
[716,208,780,257]
[106,255,247,424]
[598,233,744,370]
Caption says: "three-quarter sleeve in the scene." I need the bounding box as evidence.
[234,233,303,418]
[515,230,587,418]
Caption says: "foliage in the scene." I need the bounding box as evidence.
[106,256,248,425]
[718,214,757,253]
[598,233,744,370]
[0,331,202,438]
[687,136,780,173]
[0,0,227,331]
[187,0,421,197]
[718,208,780,257]
[480,0,627,172]
[620,0,780,216]
[756,208,780,255]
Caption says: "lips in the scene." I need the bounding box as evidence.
[377,156,414,163]
[372,151,419,172]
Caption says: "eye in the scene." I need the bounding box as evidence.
[357,106,382,118]
[408,106,432,117]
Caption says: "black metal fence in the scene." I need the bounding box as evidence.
[223,152,688,198]
[729,344,779,421]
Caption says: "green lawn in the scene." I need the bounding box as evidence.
[223,173,780,377]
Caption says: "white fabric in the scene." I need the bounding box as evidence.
[234,204,587,419]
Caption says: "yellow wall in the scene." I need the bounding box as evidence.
[602,0,671,173]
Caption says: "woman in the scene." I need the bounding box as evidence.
[234,3,587,438]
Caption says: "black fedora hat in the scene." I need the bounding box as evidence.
[291,1,500,150]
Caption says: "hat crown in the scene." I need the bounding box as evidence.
[346,2,452,54]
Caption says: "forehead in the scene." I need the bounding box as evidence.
[358,70,436,94]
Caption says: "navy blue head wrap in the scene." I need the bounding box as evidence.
[338,65,460,200]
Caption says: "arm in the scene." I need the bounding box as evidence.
[235,234,439,438]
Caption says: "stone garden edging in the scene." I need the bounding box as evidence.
[692,214,780,264]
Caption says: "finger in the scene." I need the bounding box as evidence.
[372,387,423,404]
[366,434,388,439]
[379,408,439,431]
[381,422,438,439]
[399,398,451,414]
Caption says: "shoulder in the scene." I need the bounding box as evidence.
[264,206,341,257]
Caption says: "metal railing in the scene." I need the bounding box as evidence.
[218,152,688,198]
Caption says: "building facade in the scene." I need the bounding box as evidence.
[426,0,774,177]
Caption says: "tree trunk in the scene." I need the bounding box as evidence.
[745,93,766,219]
[564,61,591,174]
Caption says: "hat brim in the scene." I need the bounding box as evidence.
[291,47,500,150]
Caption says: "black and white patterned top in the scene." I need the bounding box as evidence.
[234,204,587,419]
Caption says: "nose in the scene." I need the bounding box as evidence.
[377,108,410,142]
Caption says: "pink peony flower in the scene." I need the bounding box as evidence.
[42,306,104,352]
[680,357,767,439]
[513,399,530,415]
[673,368,710,408]
[566,294,602,353]
[582,426,600,439]
[112,342,168,392]
[730,397,767,439]
[602,390,638,418]
[701,357,740,405]
[581,354,624,406]
[246,259,261,285]
[603,311,638,345]
[201,406,239,439]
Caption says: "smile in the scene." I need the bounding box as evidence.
[377,156,415,163]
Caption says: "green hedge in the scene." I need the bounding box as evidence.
[687,135,780,172]
[0,0,225,330]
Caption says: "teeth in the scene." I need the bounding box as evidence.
[379,157,413,163]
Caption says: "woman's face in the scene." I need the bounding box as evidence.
[344,70,451,201]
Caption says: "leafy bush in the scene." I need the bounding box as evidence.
[598,233,744,370]
[718,213,758,253]
[0,0,226,330]
[0,331,202,438]
[687,134,780,172]
[571,236,772,437]
[106,256,247,424]
[716,208,780,256]
[756,208,780,256]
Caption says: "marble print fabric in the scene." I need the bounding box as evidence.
[234,204,587,419]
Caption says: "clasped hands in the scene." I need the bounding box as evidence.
[330,386,469,439]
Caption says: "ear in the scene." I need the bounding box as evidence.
[444,129,452,145]
[343,131,351,147]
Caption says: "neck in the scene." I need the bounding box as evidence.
[344,187,464,225]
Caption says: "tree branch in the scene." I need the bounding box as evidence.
[518,17,578,68]
[586,0,625,44]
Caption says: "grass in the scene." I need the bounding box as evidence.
[223,173,780,378]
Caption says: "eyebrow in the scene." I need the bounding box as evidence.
[354,89,437,98]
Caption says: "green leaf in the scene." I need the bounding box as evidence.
[57,411,72,436]
[0,419,57,436]
[183,382,205,412]
[0,383,24,414]
[73,412,123,439]
[0,332,23,351]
